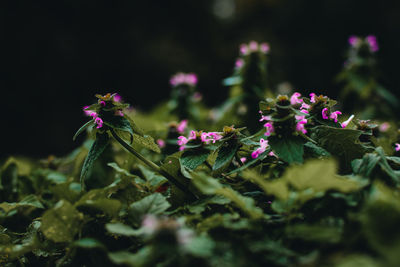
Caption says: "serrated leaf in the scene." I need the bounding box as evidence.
[41,200,81,243]
[73,120,95,141]
[104,116,134,141]
[311,125,372,170]
[128,193,171,223]
[269,135,305,164]
[132,133,161,153]
[192,173,263,219]
[180,149,210,170]
[80,133,110,190]
[213,141,239,171]
[76,189,122,217]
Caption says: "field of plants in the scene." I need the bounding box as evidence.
[2,36,400,266]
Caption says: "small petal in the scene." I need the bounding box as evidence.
[322,108,329,120]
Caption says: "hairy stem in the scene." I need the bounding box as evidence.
[110,129,197,200]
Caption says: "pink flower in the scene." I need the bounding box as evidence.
[366,35,379,52]
[341,115,355,128]
[99,100,106,107]
[177,120,188,134]
[201,132,222,144]
[240,157,247,163]
[157,139,166,148]
[260,43,270,54]
[95,117,103,129]
[113,94,122,102]
[264,122,274,137]
[249,41,258,52]
[239,44,248,55]
[395,143,400,152]
[185,73,198,86]
[290,92,303,105]
[379,122,390,132]
[301,102,310,110]
[348,35,360,47]
[177,136,188,151]
[330,111,342,123]
[296,119,307,134]
[322,108,329,120]
[83,106,93,116]
[189,130,197,140]
[90,112,98,118]
[235,58,244,69]
[310,93,317,103]
[177,136,188,146]
[259,111,272,122]
[251,138,269,159]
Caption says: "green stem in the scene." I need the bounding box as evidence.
[298,132,317,144]
[110,129,197,200]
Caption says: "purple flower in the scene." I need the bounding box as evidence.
[330,111,342,123]
[310,93,317,103]
[395,143,400,152]
[322,108,329,120]
[177,136,188,151]
[113,94,122,102]
[264,122,274,137]
[235,58,244,69]
[366,35,379,52]
[251,138,269,159]
[177,119,188,134]
[290,92,303,105]
[249,41,258,52]
[348,35,360,47]
[379,122,390,132]
[157,139,166,148]
[260,43,270,54]
[239,44,248,55]
[341,115,354,128]
[99,100,106,107]
[170,73,198,87]
[95,117,103,129]
[189,130,197,140]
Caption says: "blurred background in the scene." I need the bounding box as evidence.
[3,0,400,159]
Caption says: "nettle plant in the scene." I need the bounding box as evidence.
[337,35,399,118]
[2,40,400,267]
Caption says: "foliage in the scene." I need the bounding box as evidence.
[2,38,400,266]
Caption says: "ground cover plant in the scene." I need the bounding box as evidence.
[2,37,400,267]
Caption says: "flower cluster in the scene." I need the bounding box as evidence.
[177,130,223,151]
[348,35,379,52]
[82,93,125,129]
[239,41,270,56]
[251,138,269,158]
[170,72,198,87]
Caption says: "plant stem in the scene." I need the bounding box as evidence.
[110,129,197,200]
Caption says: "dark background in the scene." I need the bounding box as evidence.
[3,0,400,159]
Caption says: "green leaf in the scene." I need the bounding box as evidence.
[104,116,134,136]
[80,133,110,190]
[72,238,105,250]
[213,141,239,171]
[311,126,371,170]
[132,133,161,153]
[128,193,171,223]
[181,149,210,170]
[0,195,44,214]
[269,135,305,164]
[76,189,122,217]
[192,173,264,219]
[41,200,81,243]
[73,120,94,141]
[106,223,142,236]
